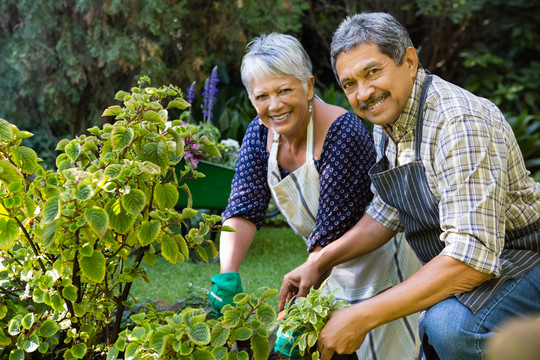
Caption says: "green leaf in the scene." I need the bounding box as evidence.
[124,342,139,360]
[160,235,179,264]
[142,110,163,123]
[71,343,87,359]
[8,180,22,192]
[7,315,22,336]
[51,294,64,312]
[79,250,106,283]
[85,207,109,239]
[121,189,146,216]
[191,349,215,360]
[105,198,135,235]
[167,98,190,110]
[111,127,134,151]
[189,322,210,346]
[0,118,13,141]
[138,220,161,247]
[153,183,179,210]
[42,196,60,225]
[212,346,228,360]
[0,218,18,250]
[107,346,119,360]
[102,105,122,117]
[0,304,6,319]
[22,313,35,330]
[39,320,60,338]
[65,142,81,162]
[23,334,39,353]
[103,164,123,179]
[177,235,189,259]
[0,328,11,346]
[38,341,49,354]
[251,333,270,360]
[141,142,169,172]
[0,160,24,186]
[8,349,24,360]
[256,304,277,326]
[62,285,78,302]
[42,221,57,249]
[210,322,230,347]
[222,308,241,328]
[233,327,253,342]
[12,146,38,174]
[148,330,168,355]
[75,183,93,200]
[143,251,156,266]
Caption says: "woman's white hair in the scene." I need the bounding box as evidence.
[240,33,313,99]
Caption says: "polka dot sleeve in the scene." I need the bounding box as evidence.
[307,112,376,251]
[221,118,270,228]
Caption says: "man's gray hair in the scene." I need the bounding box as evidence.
[330,12,416,81]
[241,33,312,98]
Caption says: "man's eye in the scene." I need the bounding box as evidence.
[279,88,291,94]
[342,81,353,90]
[368,68,379,76]
[255,94,267,101]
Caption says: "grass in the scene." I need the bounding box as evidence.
[130,226,307,310]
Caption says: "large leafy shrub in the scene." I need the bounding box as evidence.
[0,78,229,359]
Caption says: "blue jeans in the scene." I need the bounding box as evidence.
[422,262,540,360]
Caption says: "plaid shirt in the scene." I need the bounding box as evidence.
[367,68,540,276]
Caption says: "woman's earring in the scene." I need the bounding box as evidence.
[309,102,313,113]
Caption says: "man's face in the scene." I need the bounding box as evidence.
[335,43,418,126]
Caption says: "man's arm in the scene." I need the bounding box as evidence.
[318,254,493,359]
[278,213,396,310]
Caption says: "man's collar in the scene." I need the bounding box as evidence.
[382,69,427,140]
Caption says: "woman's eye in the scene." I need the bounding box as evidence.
[368,68,379,76]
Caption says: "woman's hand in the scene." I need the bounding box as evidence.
[278,247,325,311]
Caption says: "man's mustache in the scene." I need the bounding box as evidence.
[359,91,390,111]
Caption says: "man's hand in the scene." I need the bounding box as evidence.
[318,306,368,360]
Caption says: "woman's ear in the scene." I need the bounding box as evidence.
[307,76,315,101]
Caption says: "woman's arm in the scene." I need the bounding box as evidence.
[219,217,257,273]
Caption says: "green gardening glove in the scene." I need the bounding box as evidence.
[274,326,301,358]
[208,272,243,316]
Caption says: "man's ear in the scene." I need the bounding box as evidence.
[404,46,418,78]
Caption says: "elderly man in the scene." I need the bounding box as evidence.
[279,12,540,360]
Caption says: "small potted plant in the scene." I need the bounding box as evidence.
[273,279,357,360]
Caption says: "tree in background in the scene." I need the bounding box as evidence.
[0,0,307,167]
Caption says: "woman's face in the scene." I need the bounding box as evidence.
[250,74,314,137]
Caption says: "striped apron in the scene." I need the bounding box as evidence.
[368,75,540,356]
[268,115,421,360]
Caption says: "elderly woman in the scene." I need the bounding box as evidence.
[209,33,421,359]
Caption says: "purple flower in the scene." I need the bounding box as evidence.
[186,81,196,106]
[202,66,219,123]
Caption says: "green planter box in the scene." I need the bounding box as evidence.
[175,160,235,210]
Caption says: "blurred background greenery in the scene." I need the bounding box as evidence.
[1,0,539,176]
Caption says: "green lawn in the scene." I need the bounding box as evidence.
[130,226,307,310]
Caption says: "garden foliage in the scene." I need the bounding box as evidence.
[0,77,232,359]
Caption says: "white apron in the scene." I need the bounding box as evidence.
[267,115,421,360]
